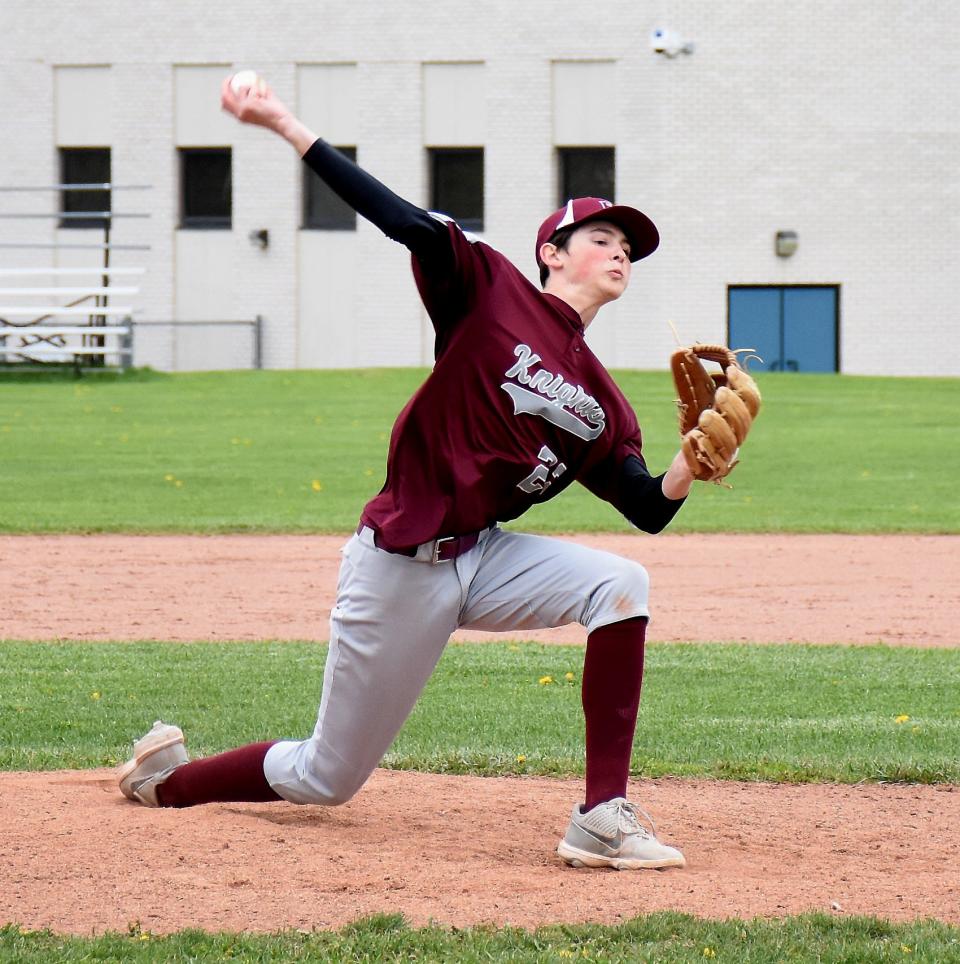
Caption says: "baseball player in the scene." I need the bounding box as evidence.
[118,74,698,871]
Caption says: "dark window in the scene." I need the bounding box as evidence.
[557,147,615,205]
[428,148,484,232]
[303,146,357,230]
[59,147,111,230]
[179,147,232,228]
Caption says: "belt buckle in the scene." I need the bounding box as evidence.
[432,535,455,564]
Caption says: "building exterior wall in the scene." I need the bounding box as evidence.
[0,1,957,375]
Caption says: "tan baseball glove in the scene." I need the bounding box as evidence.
[670,344,762,483]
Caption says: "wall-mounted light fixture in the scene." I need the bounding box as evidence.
[775,230,798,257]
[248,228,269,250]
[650,27,695,57]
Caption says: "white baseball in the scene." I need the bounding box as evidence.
[230,70,266,96]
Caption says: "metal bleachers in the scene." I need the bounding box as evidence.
[0,183,150,371]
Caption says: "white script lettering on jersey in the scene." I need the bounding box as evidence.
[501,344,606,442]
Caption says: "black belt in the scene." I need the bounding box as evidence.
[357,524,484,563]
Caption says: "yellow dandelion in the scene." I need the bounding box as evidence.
[164,473,175,482]
[895,714,910,724]
[901,946,912,954]
[91,691,101,701]
[703,949,716,959]
[139,933,151,941]
[538,675,553,685]
[311,480,323,492]
[516,754,526,764]
[565,672,575,682]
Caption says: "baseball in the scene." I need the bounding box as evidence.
[230,70,266,96]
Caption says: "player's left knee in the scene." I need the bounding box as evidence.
[586,559,650,626]
[610,559,650,604]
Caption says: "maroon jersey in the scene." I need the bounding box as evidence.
[360,219,647,549]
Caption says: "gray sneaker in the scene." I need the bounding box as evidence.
[118,720,189,807]
[557,797,686,870]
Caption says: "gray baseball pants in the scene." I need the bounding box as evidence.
[263,524,649,805]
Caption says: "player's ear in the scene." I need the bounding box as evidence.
[539,242,563,269]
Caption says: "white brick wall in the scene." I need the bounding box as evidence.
[1,0,957,375]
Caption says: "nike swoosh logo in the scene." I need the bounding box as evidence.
[578,827,623,854]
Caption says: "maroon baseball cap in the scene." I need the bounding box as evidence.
[535,197,659,267]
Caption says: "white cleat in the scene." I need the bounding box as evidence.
[557,797,686,870]
[117,720,189,807]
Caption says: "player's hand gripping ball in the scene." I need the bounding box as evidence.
[222,71,290,131]
[229,70,267,96]
[671,344,761,483]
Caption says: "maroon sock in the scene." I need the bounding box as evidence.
[156,741,283,808]
[582,617,646,812]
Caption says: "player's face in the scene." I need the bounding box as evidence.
[563,221,632,302]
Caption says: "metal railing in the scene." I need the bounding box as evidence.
[130,317,264,370]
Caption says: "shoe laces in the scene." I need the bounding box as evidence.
[615,800,658,840]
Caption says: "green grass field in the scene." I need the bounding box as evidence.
[2,368,958,958]
[2,640,958,783]
[1,368,957,533]
[4,913,959,963]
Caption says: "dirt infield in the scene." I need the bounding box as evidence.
[3,532,958,646]
[2,533,958,934]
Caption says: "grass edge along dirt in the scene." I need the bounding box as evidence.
[2,912,959,962]
[3,640,958,784]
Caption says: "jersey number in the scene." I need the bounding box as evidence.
[517,445,567,494]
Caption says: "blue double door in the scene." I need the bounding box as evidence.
[728,285,839,372]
